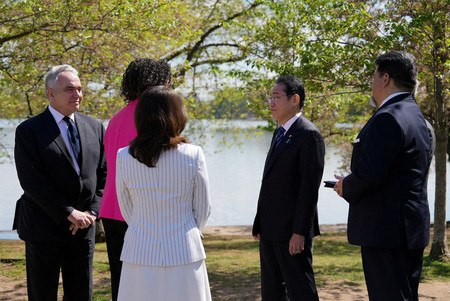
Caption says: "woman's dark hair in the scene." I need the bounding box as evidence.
[120,58,172,102]
[129,86,188,167]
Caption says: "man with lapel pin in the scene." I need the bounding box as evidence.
[252,75,325,300]
[13,64,107,300]
[334,51,432,301]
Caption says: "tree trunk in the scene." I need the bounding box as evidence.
[429,125,449,261]
[428,23,449,260]
[95,219,106,243]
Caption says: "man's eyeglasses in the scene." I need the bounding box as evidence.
[268,94,292,104]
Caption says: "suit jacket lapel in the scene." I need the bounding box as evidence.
[42,108,77,171]
[74,113,87,170]
[263,116,303,178]
[265,128,280,165]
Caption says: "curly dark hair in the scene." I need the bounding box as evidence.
[120,58,172,102]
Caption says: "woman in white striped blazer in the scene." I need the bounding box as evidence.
[116,86,212,301]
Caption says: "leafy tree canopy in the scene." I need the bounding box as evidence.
[0,0,262,120]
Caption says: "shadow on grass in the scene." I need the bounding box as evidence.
[314,262,365,287]
[0,260,26,280]
[92,276,112,301]
[204,236,261,299]
[0,258,25,263]
[208,269,260,288]
[204,236,259,251]
[314,239,360,256]
[207,268,261,301]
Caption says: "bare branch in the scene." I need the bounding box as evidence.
[190,55,247,68]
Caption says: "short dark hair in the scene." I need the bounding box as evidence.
[120,58,172,102]
[275,75,306,109]
[129,86,187,167]
[375,51,417,92]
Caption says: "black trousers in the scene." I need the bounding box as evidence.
[259,236,319,301]
[361,246,424,301]
[25,237,95,301]
[101,218,128,301]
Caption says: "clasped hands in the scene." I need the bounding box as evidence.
[67,209,96,235]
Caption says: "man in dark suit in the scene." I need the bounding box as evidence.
[334,51,432,301]
[13,64,107,300]
[252,75,325,300]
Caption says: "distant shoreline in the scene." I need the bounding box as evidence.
[202,224,348,236]
[4,222,448,240]
[0,223,349,240]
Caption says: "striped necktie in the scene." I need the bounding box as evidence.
[63,116,81,164]
[275,127,286,148]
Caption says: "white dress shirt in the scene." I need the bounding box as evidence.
[280,112,302,132]
[48,105,80,174]
[378,92,410,109]
[116,143,211,267]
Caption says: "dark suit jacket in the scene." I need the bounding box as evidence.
[252,115,325,241]
[13,108,107,242]
[343,93,431,250]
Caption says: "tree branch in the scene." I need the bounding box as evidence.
[309,89,368,99]
[169,1,261,77]
[0,23,51,46]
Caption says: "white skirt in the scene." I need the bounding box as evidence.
[118,260,212,301]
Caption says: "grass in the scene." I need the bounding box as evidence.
[205,236,260,291]
[1,232,449,300]
[422,259,450,282]
[313,233,365,287]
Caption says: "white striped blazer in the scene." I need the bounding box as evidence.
[116,143,211,267]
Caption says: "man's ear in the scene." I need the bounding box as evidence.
[47,89,54,98]
[382,72,390,88]
[291,94,300,107]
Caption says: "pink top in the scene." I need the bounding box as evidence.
[99,100,138,220]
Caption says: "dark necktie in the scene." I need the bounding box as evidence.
[275,127,286,148]
[63,116,81,164]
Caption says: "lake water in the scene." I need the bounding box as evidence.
[0,119,448,239]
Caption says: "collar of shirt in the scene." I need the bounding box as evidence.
[378,92,410,109]
[48,105,76,124]
[48,105,80,174]
[280,112,302,133]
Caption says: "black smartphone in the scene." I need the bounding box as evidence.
[323,180,337,188]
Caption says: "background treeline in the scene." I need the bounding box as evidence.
[0,0,448,260]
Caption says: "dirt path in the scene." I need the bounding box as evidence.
[1,275,448,301]
[318,281,449,301]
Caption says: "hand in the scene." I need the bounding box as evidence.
[69,223,79,235]
[289,233,305,256]
[67,209,95,230]
[253,234,260,241]
[334,174,345,197]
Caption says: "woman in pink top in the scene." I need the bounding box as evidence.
[100,58,172,301]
